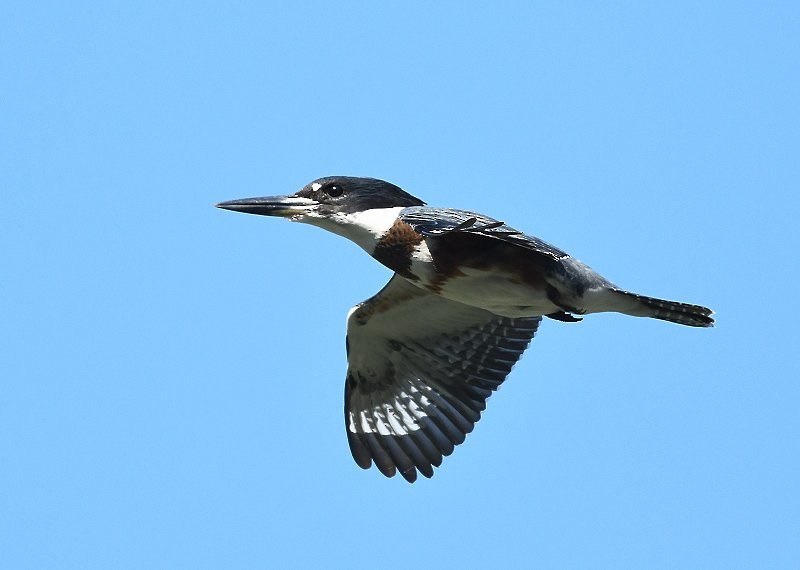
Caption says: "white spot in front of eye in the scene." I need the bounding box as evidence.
[311,182,322,192]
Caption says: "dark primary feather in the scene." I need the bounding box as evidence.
[345,275,541,482]
[400,206,570,261]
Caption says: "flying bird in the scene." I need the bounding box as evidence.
[217,176,713,482]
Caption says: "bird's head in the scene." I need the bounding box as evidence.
[216,176,427,252]
[216,176,425,221]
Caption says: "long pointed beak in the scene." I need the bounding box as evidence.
[215,195,318,217]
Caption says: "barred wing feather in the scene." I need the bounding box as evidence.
[345,274,541,482]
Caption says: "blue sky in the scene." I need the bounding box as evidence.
[2,2,798,568]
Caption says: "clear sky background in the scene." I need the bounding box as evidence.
[2,2,798,568]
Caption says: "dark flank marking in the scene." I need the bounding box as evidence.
[373,219,424,279]
[545,284,583,315]
[426,232,557,293]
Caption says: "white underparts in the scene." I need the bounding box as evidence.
[410,241,433,263]
[433,268,559,317]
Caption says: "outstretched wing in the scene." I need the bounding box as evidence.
[400,206,570,260]
[345,274,541,482]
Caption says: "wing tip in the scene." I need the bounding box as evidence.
[347,431,374,470]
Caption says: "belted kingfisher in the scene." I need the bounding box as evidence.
[217,176,713,482]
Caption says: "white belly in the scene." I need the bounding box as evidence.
[409,262,560,318]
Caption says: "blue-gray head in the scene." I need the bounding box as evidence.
[217,176,427,253]
[216,176,425,219]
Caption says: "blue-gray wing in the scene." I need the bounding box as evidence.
[345,275,541,482]
[400,206,570,260]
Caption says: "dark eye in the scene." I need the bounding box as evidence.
[323,183,343,197]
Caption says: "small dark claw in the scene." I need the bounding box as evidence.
[545,311,583,323]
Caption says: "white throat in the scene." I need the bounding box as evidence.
[297,207,405,253]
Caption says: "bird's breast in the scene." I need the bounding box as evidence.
[371,223,565,317]
[411,234,561,317]
[371,219,427,280]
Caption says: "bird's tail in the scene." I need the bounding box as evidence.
[610,288,714,327]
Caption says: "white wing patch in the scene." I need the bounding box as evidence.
[344,275,541,482]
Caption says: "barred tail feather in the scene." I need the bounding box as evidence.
[611,288,714,327]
